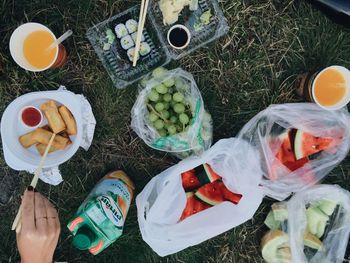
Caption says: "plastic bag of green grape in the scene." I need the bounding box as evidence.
[131,67,213,159]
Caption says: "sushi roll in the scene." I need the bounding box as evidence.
[126,19,138,33]
[114,24,128,38]
[131,32,145,43]
[127,48,140,62]
[139,42,151,56]
[120,35,134,50]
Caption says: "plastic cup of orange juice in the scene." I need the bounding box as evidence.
[312,65,350,110]
[9,22,67,72]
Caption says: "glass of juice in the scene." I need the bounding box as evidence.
[9,22,67,72]
[312,65,350,110]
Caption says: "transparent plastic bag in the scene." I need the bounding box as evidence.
[238,103,350,200]
[287,184,350,263]
[261,185,350,263]
[131,68,212,158]
[136,138,264,256]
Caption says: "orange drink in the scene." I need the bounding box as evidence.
[23,30,57,69]
[9,23,67,72]
[312,66,350,110]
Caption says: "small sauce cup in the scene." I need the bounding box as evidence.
[19,106,43,129]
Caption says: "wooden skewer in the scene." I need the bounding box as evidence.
[133,0,150,67]
[11,133,56,232]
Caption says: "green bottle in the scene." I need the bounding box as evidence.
[67,170,135,255]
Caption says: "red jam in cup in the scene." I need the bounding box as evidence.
[21,106,42,127]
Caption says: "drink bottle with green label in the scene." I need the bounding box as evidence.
[67,170,135,255]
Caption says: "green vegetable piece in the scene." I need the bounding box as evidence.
[170,116,177,124]
[148,90,160,102]
[179,113,189,124]
[148,112,158,122]
[306,207,329,237]
[173,92,185,102]
[200,9,212,25]
[152,67,168,79]
[318,199,338,216]
[175,78,185,89]
[158,129,167,137]
[264,210,281,230]
[155,84,168,94]
[161,110,170,119]
[271,202,288,222]
[167,125,177,135]
[163,93,172,102]
[173,103,185,114]
[163,78,175,87]
[163,102,170,110]
[154,119,165,130]
[155,102,165,112]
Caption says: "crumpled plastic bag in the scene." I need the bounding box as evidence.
[238,103,350,200]
[136,138,264,256]
[288,184,350,263]
[131,68,212,159]
[261,185,350,263]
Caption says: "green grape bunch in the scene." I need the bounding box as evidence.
[145,68,193,138]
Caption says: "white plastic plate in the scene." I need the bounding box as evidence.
[1,90,83,169]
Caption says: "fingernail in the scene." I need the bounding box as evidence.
[34,188,38,193]
[27,186,34,191]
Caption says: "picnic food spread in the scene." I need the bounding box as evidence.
[3,0,350,262]
[18,100,77,156]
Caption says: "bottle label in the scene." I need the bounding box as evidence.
[97,195,124,228]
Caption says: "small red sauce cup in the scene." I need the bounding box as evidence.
[19,106,43,128]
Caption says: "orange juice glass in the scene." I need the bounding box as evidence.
[9,23,66,72]
[312,66,350,110]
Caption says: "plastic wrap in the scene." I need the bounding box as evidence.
[238,103,350,200]
[136,138,264,256]
[288,185,350,263]
[131,68,212,158]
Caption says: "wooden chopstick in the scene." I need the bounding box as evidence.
[11,133,56,232]
[133,0,150,67]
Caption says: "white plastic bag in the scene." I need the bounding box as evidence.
[131,68,212,159]
[288,184,350,263]
[238,103,350,200]
[136,138,264,256]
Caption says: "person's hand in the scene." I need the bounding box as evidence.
[16,186,61,263]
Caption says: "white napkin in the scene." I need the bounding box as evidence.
[28,86,96,185]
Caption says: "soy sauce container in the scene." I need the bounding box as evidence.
[167,25,191,50]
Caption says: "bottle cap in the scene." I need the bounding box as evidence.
[73,226,96,250]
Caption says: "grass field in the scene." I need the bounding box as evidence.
[1,0,350,262]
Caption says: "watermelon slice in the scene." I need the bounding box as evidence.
[181,169,201,191]
[294,130,333,160]
[220,183,242,204]
[195,181,225,205]
[283,157,308,171]
[195,181,242,206]
[194,163,222,185]
[180,192,211,221]
[274,129,296,164]
[203,163,222,182]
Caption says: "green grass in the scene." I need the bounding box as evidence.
[1,0,350,262]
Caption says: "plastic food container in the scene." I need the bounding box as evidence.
[86,0,229,89]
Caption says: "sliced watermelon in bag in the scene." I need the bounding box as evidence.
[181,169,201,191]
[220,183,242,204]
[294,130,333,160]
[195,181,225,205]
[268,129,296,164]
[180,192,211,221]
[195,181,242,206]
